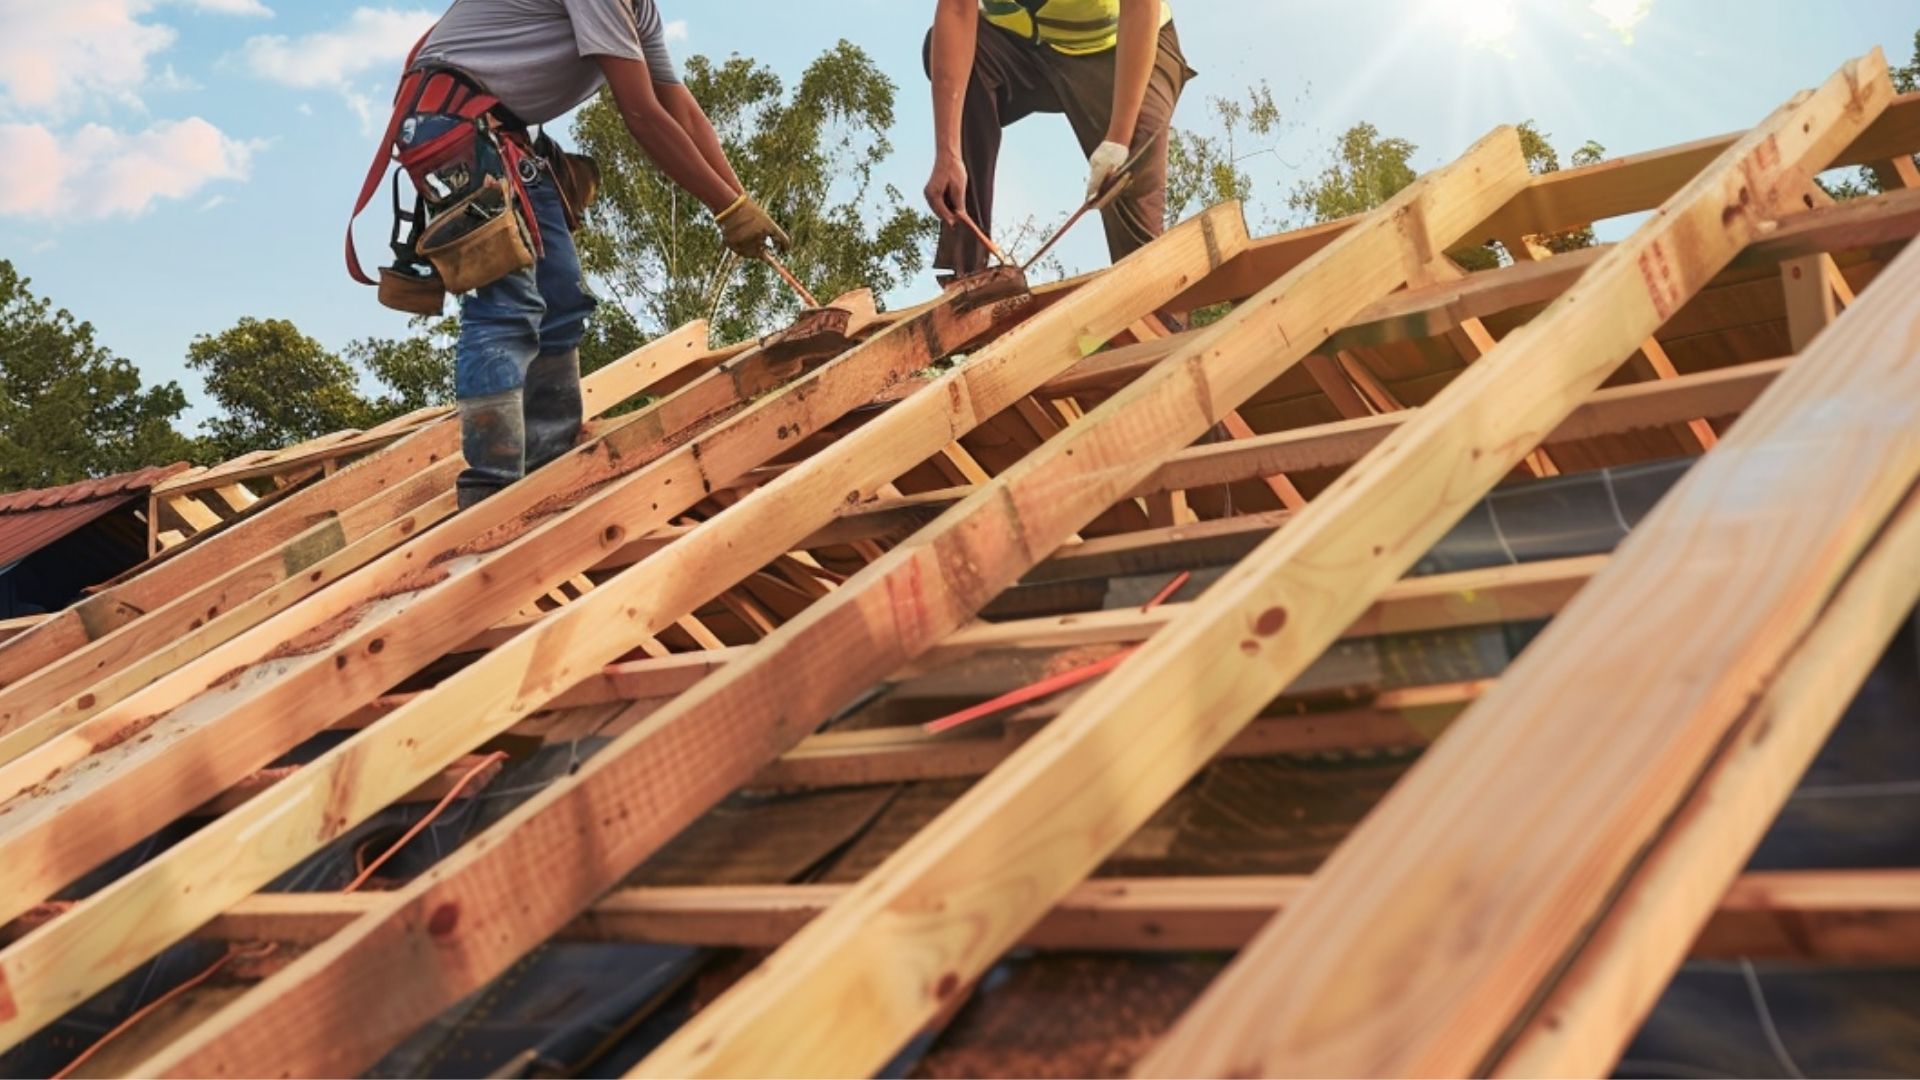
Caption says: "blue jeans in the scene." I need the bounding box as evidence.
[399,114,596,504]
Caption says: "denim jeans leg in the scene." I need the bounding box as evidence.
[523,177,594,469]
[453,234,544,504]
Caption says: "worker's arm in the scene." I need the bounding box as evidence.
[658,81,746,198]
[1105,0,1158,150]
[596,54,739,211]
[924,0,978,223]
[1085,0,1158,199]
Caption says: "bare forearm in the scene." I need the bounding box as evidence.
[930,0,977,161]
[1105,0,1158,146]
[665,87,745,196]
[620,101,738,211]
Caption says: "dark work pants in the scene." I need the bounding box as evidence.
[924,17,1195,276]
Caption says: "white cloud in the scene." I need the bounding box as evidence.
[0,0,272,116]
[174,0,273,14]
[240,7,437,91]
[0,1,177,116]
[0,117,259,219]
[1589,0,1653,42]
[663,19,688,42]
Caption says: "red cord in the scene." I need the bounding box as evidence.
[922,648,1136,736]
[1141,570,1191,612]
[50,750,507,1075]
[344,751,507,893]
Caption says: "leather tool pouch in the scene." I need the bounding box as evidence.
[399,113,537,294]
[416,175,536,294]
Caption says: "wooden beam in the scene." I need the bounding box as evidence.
[1782,252,1846,350]
[0,287,1019,1049]
[1163,93,1920,313]
[1492,465,1920,1074]
[623,128,1533,1079]
[752,681,1480,790]
[0,322,718,696]
[49,870,1912,964]
[1141,55,1905,1078]
[137,151,1516,1078]
[56,206,1247,1076]
[0,322,734,785]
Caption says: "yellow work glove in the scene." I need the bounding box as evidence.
[714,194,791,258]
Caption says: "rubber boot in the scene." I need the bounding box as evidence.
[456,389,527,510]
[523,348,584,472]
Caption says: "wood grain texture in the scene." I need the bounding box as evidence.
[127,205,1249,1080]
[1493,478,1920,1075]
[629,128,1533,1079]
[0,295,1005,1053]
[1140,52,1901,1079]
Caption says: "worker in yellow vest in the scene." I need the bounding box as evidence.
[923,0,1194,278]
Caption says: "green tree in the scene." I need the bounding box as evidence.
[344,316,457,417]
[1286,121,1603,271]
[187,318,375,462]
[571,41,936,343]
[1166,81,1286,223]
[0,261,196,489]
[1287,122,1420,224]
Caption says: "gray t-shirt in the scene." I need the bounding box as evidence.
[418,0,680,125]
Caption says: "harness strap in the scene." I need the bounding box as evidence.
[346,29,521,285]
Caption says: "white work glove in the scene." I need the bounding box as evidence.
[1085,139,1131,204]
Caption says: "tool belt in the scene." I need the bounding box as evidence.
[349,45,597,314]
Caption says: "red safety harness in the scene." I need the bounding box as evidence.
[346,32,543,285]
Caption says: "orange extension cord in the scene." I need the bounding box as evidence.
[920,571,1190,736]
[50,750,509,1079]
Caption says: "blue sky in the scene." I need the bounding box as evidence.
[2,1,1916,427]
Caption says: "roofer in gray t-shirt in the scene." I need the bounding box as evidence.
[363,0,788,508]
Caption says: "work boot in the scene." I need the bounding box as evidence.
[456,389,527,510]
[523,348,584,472]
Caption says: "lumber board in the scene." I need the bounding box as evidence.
[0,293,1008,1044]
[1495,480,1920,1075]
[0,369,714,799]
[629,127,1534,1078]
[0,322,719,695]
[54,206,1247,1076]
[751,681,1479,790]
[0,473,459,741]
[63,869,1917,963]
[1165,93,1920,313]
[1141,54,1905,1078]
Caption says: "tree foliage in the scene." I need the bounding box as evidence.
[1287,122,1420,224]
[0,261,196,489]
[344,316,457,417]
[1284,120,1604,271]
[187,318,377,463]
[1166,81,1286,223]
[572,41,936,343]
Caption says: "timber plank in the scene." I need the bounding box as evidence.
[1140,54,1900,1077]
[0,291,1006,1018]
[1495,478,1920,1075]
[131,205,1253,1079]
[626,127,1535,1078]
[0,323,718,695]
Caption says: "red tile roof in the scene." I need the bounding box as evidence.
[0,464,190,566]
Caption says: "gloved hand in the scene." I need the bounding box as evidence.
[1085,139,1132,205]
[714,194,792,258]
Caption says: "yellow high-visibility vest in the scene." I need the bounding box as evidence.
[981,0,1173,56]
